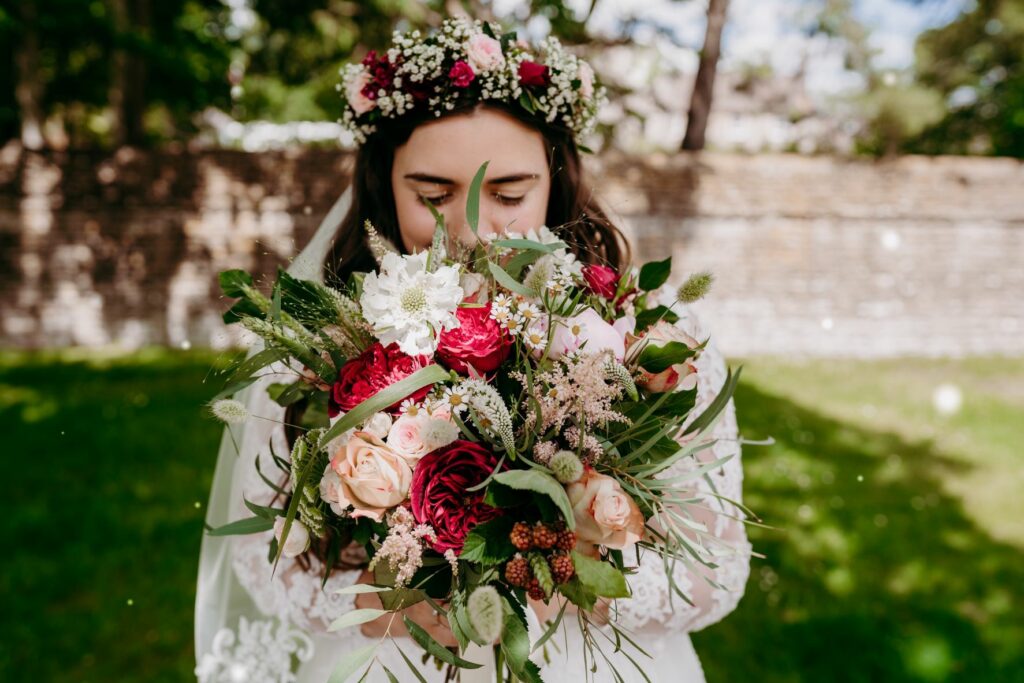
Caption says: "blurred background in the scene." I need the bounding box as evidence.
[1,0,1022,681]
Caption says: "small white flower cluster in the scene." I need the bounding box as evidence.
[337,17,606,146]
[433,379,515,454]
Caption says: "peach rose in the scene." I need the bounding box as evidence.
[329,432,412,521]
[627,320,700,393]
[465,34,505,72]
[567,467,645,550]
[346,70,376,115]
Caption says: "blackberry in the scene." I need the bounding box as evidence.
[532,522,558,550]
[510,522,533,551]
[526,577,546,601]
[548,553,575,584]
[555,528,576,552]
[504,555,530,587]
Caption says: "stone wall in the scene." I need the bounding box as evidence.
[1,143,1021,357]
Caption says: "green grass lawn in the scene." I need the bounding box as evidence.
[1,351,1022,682]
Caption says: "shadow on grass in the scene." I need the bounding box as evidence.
[693,381,1024,683]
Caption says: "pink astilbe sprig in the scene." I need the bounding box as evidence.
[368,507,437,587]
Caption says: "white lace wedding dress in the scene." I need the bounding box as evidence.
[194,191,752,683]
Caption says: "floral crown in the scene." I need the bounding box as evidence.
[337,17,606,147]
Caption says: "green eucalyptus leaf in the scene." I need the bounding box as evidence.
[492,470,575,530]
[327,608,389,632]
[327,643,377,683]
[638,257,672,291]
[487,260,535,298]
[402,617,483,669]
[571,550,630,598]
[466,161,489,236]
[205,516,275,537]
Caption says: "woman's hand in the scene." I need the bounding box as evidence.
[352,570,458,647]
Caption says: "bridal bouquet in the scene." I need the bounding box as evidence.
[207,165,740,682]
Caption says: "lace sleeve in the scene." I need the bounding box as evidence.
[226,365,365,635]
[614,305,752,634]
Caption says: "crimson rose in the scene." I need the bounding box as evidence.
[436,303,512,375]
[448,60,476,88]
[410,440,505,553]
[518,60,550,87]
[582,264,620,299]
[329,342,434,417]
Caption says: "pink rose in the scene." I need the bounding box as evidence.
[547,308,634,361]
[518,60,550,87]
[410,440,505,553]
[578,62,595,99]
[437,303,512,375]
[465,34,505,72]
[346,70,377,115]
[328,432,413,521]
[627,321,700,393]
[329,342,435,417]
[386,413,459,465]
[567,467,645,550]
[449,60,476,88]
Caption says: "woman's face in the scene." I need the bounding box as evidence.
[391,106,551,251]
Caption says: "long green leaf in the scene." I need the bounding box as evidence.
[327,643,378,683]
[682,366,741,437]
[328,608,389,632]
[321,364,449,444]
[396,646,429,683]
[227,347,288,384]
[206,516,275,537]
[490,238,568,252]
[487,260,535,298]
[402,617,483,669]
[334,584,391,596]
[466,161,489,236]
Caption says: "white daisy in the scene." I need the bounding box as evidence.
[359,251,464,356]
[440,386,470,414]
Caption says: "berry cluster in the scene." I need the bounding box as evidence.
[505,521,576,600]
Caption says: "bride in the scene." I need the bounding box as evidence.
[195,16,751,683]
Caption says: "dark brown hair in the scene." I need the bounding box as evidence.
[325,99,630,288]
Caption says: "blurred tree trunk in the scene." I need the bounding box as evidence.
[14,3,45,149]
[109,0,149,147]
[682,0,729,151]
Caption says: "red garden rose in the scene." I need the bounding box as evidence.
[410,440,505,553]
[518,60,550,87]
[448,60,476,88]
[436,303,512,375]
[329,342,435,417]
[582,264,621,299]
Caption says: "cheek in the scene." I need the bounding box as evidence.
[395,192,438,252]
[498,192,549,236]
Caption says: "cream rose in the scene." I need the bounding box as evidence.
[273,517,311,558]
[465,34,505,72]
[346,70,376,115]
[627,320,700,393]
[329,432,412,521]
[387,413,460,465]
[566,467,645,550]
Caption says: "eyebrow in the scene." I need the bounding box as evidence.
[403,172,540,186]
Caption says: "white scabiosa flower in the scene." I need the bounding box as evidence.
[210,399,248,424]
[359,251,463,356]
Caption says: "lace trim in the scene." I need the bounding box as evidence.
[195,616,314,683]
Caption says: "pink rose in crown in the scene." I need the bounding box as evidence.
[466,34,505,72]
[518,60,550,87]
[347,71,377,115]
[329,342,435,417]
[448,60,476,88]
[437,303,512,375]
[409,440,505,553]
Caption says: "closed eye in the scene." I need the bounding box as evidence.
[494,194,525,206]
